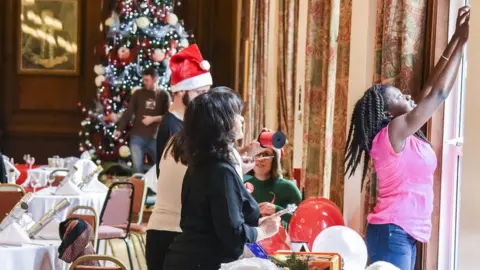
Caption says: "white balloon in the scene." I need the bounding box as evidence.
[312,226,368,270]
[365,261,400,270]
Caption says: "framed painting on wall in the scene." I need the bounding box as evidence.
[18,0,80,75]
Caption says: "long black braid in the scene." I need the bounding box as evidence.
[344,84,429,188]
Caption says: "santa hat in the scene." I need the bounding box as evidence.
[169,44,213,92]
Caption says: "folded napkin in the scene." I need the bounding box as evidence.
[290,242,309,252]
[2,156,20,181]
[35,218,61,240]
[220,258,281,270]
[0,222,32,246]
[20,214,36,231]
[55,180,82,195]
[72,160,97,185]
[145,166,157,193]
[82,179,108,193]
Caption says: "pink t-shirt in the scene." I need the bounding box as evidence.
[367,125,437,242]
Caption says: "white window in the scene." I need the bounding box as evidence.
[438,0,469,269]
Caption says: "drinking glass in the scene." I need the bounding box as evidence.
[30,175,40,193]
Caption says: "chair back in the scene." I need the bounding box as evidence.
[0,184,26,222]
[70,255,127,270]
[129,175,147,224]
[67,205,99,249]
[98,182,134,231]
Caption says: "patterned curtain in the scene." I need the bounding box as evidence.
[277,0,298,179]
[361,0,428,233]
[243,0,269,143]
[301,0,352,211]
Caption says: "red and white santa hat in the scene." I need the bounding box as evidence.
[169,44,213,92]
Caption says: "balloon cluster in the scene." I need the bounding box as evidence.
[258,197,369,270]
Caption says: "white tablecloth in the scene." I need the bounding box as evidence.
[0,240,67,270]
[29,187,107,221]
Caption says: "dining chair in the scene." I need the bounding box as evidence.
[96,182,134,269]
[0,184,26,223]
[70,255,127,270]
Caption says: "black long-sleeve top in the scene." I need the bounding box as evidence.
[167,160,260,268]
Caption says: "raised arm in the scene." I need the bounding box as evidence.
[390,7,469,143]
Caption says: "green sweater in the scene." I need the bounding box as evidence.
[243,175,302,229]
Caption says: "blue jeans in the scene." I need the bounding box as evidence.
[130,135,156,173]
[366,223,417,270]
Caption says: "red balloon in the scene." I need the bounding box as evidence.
[258,226,290,254]
[302,196,342,212]
[288,198,344,250]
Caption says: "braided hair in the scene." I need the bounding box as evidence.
[344,84,429,188]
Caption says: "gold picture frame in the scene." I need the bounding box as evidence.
[18,0,81,75]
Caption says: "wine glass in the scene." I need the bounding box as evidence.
[30,175,40,193]
[48,174,56,189]
[23,154,30,164]
[28,157,35,170]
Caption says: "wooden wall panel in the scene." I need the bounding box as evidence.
[175,0,240,89]
[0,0,103,162]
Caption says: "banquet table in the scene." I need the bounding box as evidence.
[0,240,67,270]
[29,187,107,221]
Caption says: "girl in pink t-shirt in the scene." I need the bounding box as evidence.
[344,6,470,270]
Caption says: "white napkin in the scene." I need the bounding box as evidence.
[55,180,82,195]
[0,222,32,246]
[291,242,310,252]
[20,214,36,231]
[2,156,20,181]
[82,179,108,193]
[366,262,400,270]
[220,258,281,270]
[145,166,157,193]
[80,151,91,160]
[72,159,97,185]
[35,218,61,240]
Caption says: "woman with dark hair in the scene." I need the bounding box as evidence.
[244,147,301,229]
[164,87,281,270]
[344,7,469,270]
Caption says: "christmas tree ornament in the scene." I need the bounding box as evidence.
[94,64,105,75]
[117,47,130,60]
[151,49,166,62]
[95,75,106,87]
[136,16,150,29]
[118,145,130,158]
[167,13,178,25]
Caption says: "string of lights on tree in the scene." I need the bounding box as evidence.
[77,0,189,164]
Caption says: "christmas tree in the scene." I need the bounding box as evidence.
[78,0,190,165]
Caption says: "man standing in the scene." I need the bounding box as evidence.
[115,67,171,173]
[155,44,212,176]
